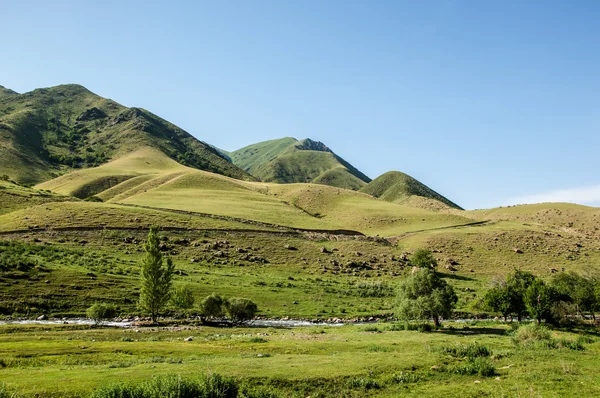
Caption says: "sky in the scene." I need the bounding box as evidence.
[2,0,599,209]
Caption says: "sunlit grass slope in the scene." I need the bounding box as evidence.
[468,203,600,237]
[33,149,477,235]
[361,171,462,210]
[36,147,190,198]
[230,137,371,190]
[266,183,475,236]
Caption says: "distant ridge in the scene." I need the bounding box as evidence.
[230,137,371,190]
[0,84,253,184]
[360,171,462,210]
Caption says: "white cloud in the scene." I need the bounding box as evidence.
[506,185,600,207]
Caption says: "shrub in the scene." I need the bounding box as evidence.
[170,286,195,311]
[511,323,553,347]
[90,374,238,398]
[390,372,421,384]
[346,377,382,390]
[224,298,258,324]
[86,303,118,324]
[450,358,496,377]
[200,293,227,319]
[440,342,491,359]
[354,281,394,297]
[512,323,585,351]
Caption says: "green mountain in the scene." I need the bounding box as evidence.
[230,137,371,190]
[360,171,463,210]
[0,84,253,185]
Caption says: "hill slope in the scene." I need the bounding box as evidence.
[230,137,371,190]
[360,171,463,210]
[0,84,253,185]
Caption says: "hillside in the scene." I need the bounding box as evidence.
[230,137,371,190]
[360,171,463,210]
[0,84,253,185]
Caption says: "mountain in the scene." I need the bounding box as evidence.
[230,137,371,190]
[360,171,463,210]
[0,84,253,185]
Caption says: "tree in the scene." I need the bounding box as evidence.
[138,227,175,323]
[552,272,599,320]
[483,284,512,321]
[524,279,558,324]
[396,267,457,327]
[170,285,195,312]
[200,293,228,321]
[224,298,258,324]
[86,303,117,325]
[506,270,535,321]
[410,249,438,270]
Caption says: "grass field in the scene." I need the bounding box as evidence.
[0,322,599,397]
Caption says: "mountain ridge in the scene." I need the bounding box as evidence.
[0,83,254,185]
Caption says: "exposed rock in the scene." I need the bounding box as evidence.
[76,107,107,122]
[284,245,298,251]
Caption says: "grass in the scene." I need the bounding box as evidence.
[230,137,370,190]
[0,84,252,186]
[0,322,598,397]
[360,170,462,210]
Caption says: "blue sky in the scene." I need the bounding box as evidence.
[2,0,599,209]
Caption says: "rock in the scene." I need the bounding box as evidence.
[320,247,331,254]
[513,248,523,254]
[473,380,481,384]
[284,245,298,250]
[445,265,457,272]
[447,258,459,266]
[76,107,107,121]
[37,315,47,320]
[184,336,193,342]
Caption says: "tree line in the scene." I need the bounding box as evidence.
[395,249,600,327]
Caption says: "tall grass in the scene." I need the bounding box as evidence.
[90,374,280,398]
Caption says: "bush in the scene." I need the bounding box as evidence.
[353,281,394,297]
[225,298,258,324]
[346,377,382,390]
[511,323,553,347]
[385,322,433,332]
[450,358,496,377]
[170,286,195,311]
[86,303,118,324]
[200,293,227,319]
[440,342,492,359]
[90,374,238,398]
[512,323,585,350]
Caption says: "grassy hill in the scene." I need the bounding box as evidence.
[230,137,371,190]
[361,171,463,210]
[34,150,475,236]
[0,84,253,185]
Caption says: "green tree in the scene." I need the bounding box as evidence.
[138,227,175,323]
[409,249,438,269]
[483,284,512,321]
[396,267,457,327]
[224,298,258,324]
[524,279,558,324]
[552,272,599,320]
[86,303,117,325]
[200,293,228,321]
[170,285,195,312]
[506,270,536,321]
